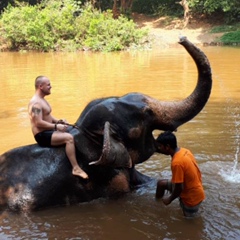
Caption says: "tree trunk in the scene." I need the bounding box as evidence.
[112,0,120,19]
[121,0,134,13]
[176,0,190,28]
[112,0,134,18]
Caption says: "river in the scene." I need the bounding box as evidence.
[0,43,240,239]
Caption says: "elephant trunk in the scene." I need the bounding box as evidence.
[148,36,212,131]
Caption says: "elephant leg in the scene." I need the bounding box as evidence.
[89,121,132,168]
[129,168,152,186]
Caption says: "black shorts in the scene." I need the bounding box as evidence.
[34,130,54,147]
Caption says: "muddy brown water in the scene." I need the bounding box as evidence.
[0,45,240,239]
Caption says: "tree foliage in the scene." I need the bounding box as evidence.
[132,0,182,16]
[0,0,149,51]
[0,0,239,51]
[1,0,240,23]
[189,0,240,22]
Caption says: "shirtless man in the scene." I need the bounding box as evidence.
[28,76,88,179]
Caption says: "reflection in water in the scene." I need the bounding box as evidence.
[1,46,240,239]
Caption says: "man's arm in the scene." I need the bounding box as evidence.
[51,116,59,124]
[31,103,56,130]
[162,183,183,205]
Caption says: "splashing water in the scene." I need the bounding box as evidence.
[220,145,240,183]
[216,75,240,183]
[219,110,240,182]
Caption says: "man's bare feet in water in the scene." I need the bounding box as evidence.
[72,167,89,179]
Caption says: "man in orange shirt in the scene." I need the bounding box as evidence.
[155,131,205,217]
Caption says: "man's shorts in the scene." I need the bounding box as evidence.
[34,130,54,147]
[179,198,202,217]
[166,180,202,217]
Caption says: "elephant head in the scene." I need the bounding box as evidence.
[74,36,212,167]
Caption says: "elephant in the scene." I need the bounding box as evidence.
[0,37,212,211]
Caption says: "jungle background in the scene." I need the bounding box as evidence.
[0,0,240,51]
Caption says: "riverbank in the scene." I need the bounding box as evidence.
[0,13,227,51]
[132,13,224,48]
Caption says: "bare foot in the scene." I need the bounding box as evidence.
[72,167,89,179]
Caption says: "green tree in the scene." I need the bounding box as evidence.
[0,0,149,51]
[1,0,240,24]
[189,0,240,23]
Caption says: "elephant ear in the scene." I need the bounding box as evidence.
[89,121,132,168]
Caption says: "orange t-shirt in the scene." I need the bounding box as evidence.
[171,148,205,207]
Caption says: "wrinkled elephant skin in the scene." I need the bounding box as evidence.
[0,37,212,211]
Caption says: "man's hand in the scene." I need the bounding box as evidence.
[56,123,68,132]
[57,119,68,124]
[162,197,172,205]
[162,183,183,206]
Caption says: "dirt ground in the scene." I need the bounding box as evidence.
[132,13,224,47]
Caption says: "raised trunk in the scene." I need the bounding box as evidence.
[148,36,212,131]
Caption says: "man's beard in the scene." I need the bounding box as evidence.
[42,89,51,95]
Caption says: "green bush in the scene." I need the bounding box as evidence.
[210,23,240,44]
[0,5,36,48]
[211,23,240,33]
[83,10,148,51]
[220,31,240,43]
[0,0,149,52]
[0,0,77,51]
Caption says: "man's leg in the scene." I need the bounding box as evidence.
[179,199,202,217]
[52,132,88,179]
[64,134,89,179]
[155,179,172,199]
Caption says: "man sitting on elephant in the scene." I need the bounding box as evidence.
[28,75,88,179]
